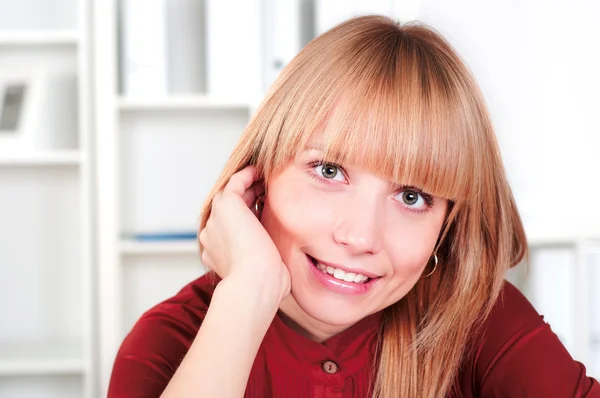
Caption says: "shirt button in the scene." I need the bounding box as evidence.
[322,360,339,374]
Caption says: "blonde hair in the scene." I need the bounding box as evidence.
[199,15,527,398]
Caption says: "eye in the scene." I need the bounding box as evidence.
[314,163,346,182]
[394,189,429,211]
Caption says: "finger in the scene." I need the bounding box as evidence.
[210,191,223,216]
[223,166,259,197]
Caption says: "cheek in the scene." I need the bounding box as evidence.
[384,217,442,273]
[268,181,335,238]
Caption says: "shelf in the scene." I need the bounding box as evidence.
[0,30,78,46]
[527,233,600,248]
[527,235,578,248]
[120,239,199,255]
[0,343,85,376]
[0,151,84,166]
[118,95,254,111]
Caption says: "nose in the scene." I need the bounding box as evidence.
[332,193,384,255]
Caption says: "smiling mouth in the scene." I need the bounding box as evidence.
[307,255,375,284]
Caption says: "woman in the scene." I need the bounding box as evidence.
[108,15,600,397]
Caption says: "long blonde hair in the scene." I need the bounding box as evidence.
[199,15,527,398]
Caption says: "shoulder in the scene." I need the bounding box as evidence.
[470,280,541,373]
[464,279,600,397]
[107,272,219,397]
[477,280,542,358]
[125,271,218,340]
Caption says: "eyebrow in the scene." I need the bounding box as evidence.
[304,143,345,159]
[305,143,324,151]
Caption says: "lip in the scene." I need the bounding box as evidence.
[312,257,381,279]
[306,254,380,295]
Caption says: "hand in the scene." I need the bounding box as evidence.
[199,166,290,303]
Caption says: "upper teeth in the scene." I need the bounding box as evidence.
[315,263,370,283]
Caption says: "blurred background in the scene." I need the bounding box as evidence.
[0,0,598,397]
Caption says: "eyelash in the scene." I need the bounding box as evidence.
[306,161,435,213]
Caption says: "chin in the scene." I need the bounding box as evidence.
[290,281,379,327]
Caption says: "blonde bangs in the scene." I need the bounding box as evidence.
[255,20,477,204]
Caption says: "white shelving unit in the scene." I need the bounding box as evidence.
[0,343,84,376]
[120,239,199,256]
[118,95,255,111]
[0,150,85,166]
[0,31,79,46]
[93,1,263,394]
[512,234,600,372]
[0,0,95,397]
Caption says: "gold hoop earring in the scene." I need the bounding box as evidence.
[422,253,438,278]
[254,193,265,218]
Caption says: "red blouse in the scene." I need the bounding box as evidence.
[108,274,600,397]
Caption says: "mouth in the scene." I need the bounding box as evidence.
[306,254,379,285]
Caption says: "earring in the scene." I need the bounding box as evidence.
[422,253,438,278]
[254,193,265,218]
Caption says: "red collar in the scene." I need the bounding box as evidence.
[263,310,383,385]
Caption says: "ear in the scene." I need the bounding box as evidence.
[253,178,266,198]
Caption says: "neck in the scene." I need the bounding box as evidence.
[278,295,355,343]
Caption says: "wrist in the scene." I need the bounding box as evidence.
[215,273,282,318]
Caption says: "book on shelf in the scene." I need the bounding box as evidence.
[165,0,206,94]
[262,0,302,92]
[120,0,169,95]
[124,231,198,242]
[205,0,261,100]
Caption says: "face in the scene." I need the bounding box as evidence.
[260,142,449,339]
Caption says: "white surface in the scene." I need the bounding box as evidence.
[529,248,576,354]
[0,169,82,340]
[120,0,168,95]
[165,0,206,94]
[590,252,600,377]
[0,31,78,45]
[0,343,84,376]
[75,0,95,396]
[119,108,248,235]
[121,256,207,337]
[0,151,86,166]
[315,0,394,34]
[391,0,421,21]
[119,95,252,110]
[0,46,79,150]
[262,0,302,91]
[0,375,82,398]
[94,1,122,394]
[417,0,600,240]
[120,239,199,255]
[0,0,94,397]
[0,150,83,165]
[0,0,76,31]
[205,0,262,99]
